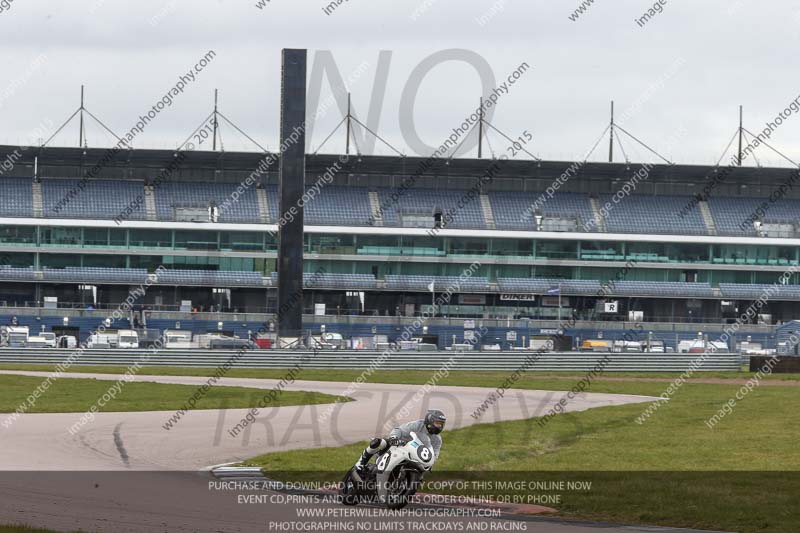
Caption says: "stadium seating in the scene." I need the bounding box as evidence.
[269,272,377,289]
[497,278,601,295]
[270,272,377,290]
[486,192,537,230]
[304,186,372,226]
[707,197,800,236]
[155,182,260,222]
[599,194,708,235]
[490,192,597,232]
[4,175,800,240]
[496,278,714,297]
[719,283,800,299]
[611,281,714,297]
[0,178,34,217]
[41,179,147,220]
[155,269,264,286]
[376,188,486,229]
[0,266,268,287]
[264,184,279,223]
[304,272,377,289]
[0,266,37,281]
[41,267,149,283]
[384,275,491,292]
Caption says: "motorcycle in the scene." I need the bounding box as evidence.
[340,431,436,509]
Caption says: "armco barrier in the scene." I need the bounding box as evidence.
[0,349,742,372]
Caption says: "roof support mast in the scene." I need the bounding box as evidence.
[608,100,614,163]
[212,89,219,151]
[737,105,743,166]
[478,97,484,158]
[345,92,351,155]
[78,85,85,148]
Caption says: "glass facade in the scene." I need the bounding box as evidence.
[1,223,799,285]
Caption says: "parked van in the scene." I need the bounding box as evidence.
[87,333,116,348]
[57,335,78,349]
[612,340,642,353]
[117,329,139,348]
[1,326,30,348]
[677,339,729,353]
[580,339,611,352]
[163,330,193,349]
[26,336,51,348]
[40,332,57,348]
[644,341,665,353]
[208,337,257,349]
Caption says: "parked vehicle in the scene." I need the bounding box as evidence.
[39,332,57,348]
[580,339,611,352]
[1,326,30,348]
[86,333,116,348]
[26,336,51,348]
[396,339,438,352]
[644,341,666,353]
[309,332,345,350]
[163,330,193,349]
[612,340,643,353]
[136,329,162,348]
[208,336,257,349]
[57,335,78,349]
[117,329,139,348]
[678,339,729,353]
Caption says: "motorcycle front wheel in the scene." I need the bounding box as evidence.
[339,468,361,506]
[385,470,414,510]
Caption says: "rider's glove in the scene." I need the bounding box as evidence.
[387,436,403,446]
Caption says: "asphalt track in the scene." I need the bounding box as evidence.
[0,370,729,533]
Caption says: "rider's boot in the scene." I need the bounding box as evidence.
[354,450,371,473]
[354,438,385,473]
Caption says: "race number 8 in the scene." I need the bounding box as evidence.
[377,453,390,472]
[419,447,431,462]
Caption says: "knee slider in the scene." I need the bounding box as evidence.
[369,437,383,449]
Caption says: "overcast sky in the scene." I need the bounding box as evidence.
[1,0,798,167]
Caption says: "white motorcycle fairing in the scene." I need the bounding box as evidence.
[374,431,435,507]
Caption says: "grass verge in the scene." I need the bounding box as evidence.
[0,363,797,387]
[240,375,799,533]
[0,374,338,414]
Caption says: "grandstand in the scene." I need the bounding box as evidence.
[3,171,800,237]
[0,144,798,348]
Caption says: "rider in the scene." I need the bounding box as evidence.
[354,409,446,473]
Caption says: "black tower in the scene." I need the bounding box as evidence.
[277,49,307,339]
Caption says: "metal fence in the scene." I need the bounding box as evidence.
[0,349,742,372]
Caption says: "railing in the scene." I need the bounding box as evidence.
[1,207,800,239]
[0,304,779,332]
[0,348,744,372]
